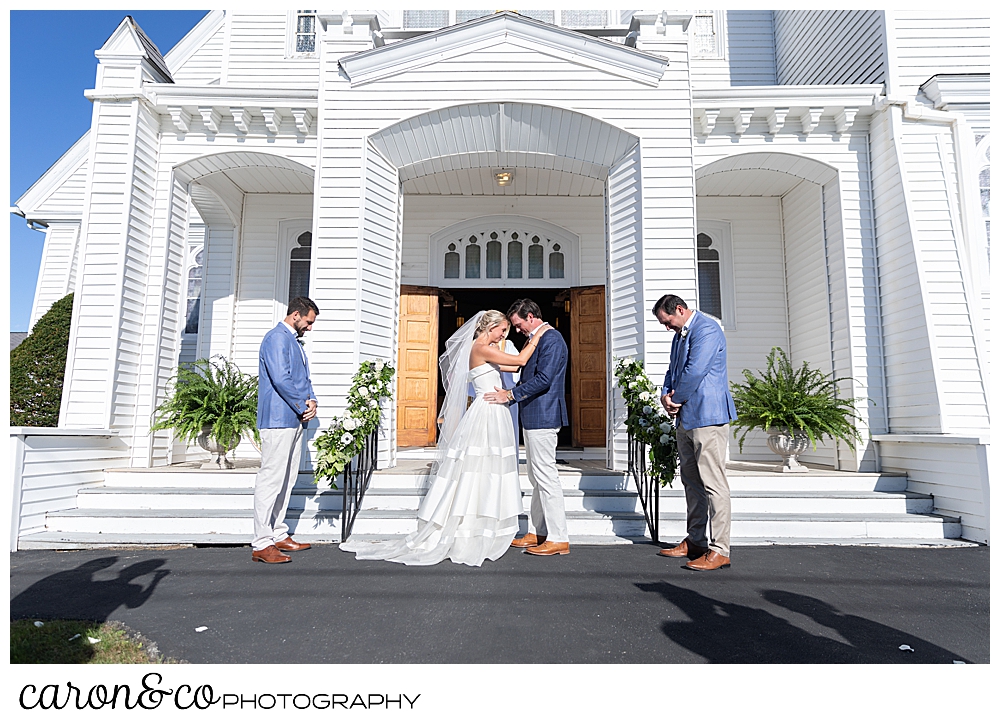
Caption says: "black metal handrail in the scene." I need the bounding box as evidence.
[341,428,378,542]
[628,429,660,545]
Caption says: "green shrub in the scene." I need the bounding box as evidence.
[10,293,73,427]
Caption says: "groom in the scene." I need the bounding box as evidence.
[485,299,570,556]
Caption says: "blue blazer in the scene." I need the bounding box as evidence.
[661,312,737,430]
[257,323,315,429]
[513,329,569,430]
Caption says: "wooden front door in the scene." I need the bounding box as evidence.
[570,286,607,447]
[397,286,439,447]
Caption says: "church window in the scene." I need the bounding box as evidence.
[691,10,726,59]
[288,231,312,303]
[455,10,493,23]
[184,248,204,335]
[404,10,449,29]
[976,133,990,261]
[508,235,523,279]
[528,236,544,279]
[294,11,317,54]
[486,233,502,278]
[549,243,565,279]
[444,243,460,278]
[560,10,607,27]
[697,233,722,319]
[465,236,481,278]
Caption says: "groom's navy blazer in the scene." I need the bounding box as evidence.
[512,329,569,430]
[660,311,737,430]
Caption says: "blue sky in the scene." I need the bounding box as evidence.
[9,10,209,331]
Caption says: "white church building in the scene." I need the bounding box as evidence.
[11,10,990,548]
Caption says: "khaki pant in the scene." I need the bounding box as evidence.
[676,422,731,557]
[523,427,569,543]
[252,426,303,551]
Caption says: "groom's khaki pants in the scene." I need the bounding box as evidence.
[523,427,569,543]
[676,422,731,557]
[253,426,303,551]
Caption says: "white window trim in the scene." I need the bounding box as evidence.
[696,219,736,330]
[689,9,727,60]
[285,10,318,59]
[429,215,579,288]
[274,218,313,323]
[182,241,205,342]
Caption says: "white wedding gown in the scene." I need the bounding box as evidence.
[340,363,522,566]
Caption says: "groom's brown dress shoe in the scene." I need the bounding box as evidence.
[252,545,291,564]
[511,533,546,549]
[657,539,708,560]
[525,541,570,556]
[684,551,731,571]
[275,537,311,552]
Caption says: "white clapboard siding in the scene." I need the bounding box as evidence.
[889,12,991,98]
[691,10,776,89]
[877,438,989,543]
[28,223,80,330]
[898,120,989,431]
[774,10,886,86]
[696,197,792,463]
[606,144,645,470]
[231,194,315,373]
[401,196,606,287]
[225,12,319,87]
[168,14,226,84]
[12,431,130,541]
[360,144,402,467]
[32,156,90,221]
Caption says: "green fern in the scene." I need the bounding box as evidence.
[150,357,260,450]
[730,347,866,453]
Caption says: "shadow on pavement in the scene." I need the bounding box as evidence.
[636,581,968,663]
[10,556,169,622]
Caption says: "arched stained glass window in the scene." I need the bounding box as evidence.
[444,242,460,278]
[288,231,312,303]
[465,236,481,278]
[528,236,544,279]
[185,248,204,335]
[486,233,502,278]
[697,233,722,319]
[508,234,522,279]
[549,242,564,279]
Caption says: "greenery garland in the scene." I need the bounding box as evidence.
[314,358,395,488]
[729,346,866,453]
[613,357,677,488]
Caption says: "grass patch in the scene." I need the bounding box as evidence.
[11,619,177,664]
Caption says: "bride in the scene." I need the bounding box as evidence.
[340,310,549,566]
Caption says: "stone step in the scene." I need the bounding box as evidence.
[655,512,963,539]
[76,485,932,516]
[17,530,976,551]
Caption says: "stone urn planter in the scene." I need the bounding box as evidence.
[766,428,810,473]
[197,426,237,469]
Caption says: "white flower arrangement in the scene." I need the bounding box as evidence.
[613,356,678,488]
[314,358,396,488]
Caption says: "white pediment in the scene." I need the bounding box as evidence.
[339,12,669,88]
[96,17,147,58]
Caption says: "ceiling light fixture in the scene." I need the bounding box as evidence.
[495,170,513,187]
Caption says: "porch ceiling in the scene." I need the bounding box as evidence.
[204,167,314,194]
[697,168,805,197]
[402,166,605,196]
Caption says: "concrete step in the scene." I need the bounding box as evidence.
[16,530,976,551]
[656,512,962,539]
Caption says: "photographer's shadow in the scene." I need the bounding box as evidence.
[11,556,169,623]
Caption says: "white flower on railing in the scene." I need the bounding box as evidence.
[660,421,671,432]
[340,432,354,445]
[660,434,670,443]
[642,405,653,415]
[343,418,358,431]
[358,386,370,398]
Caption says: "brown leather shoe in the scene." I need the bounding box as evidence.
[252,545,291,564]
[275,537,311,552]
[684,550,731,571]
[657,539,708,559]
[524,541,570,556]
[511,533,547,549]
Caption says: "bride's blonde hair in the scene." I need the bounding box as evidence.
[474,310,508,340]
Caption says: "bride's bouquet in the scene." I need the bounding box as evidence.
[613,357,678,487]
[314,358,395,487]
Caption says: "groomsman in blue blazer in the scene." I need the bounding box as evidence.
[251,296,319,564]
[654,294,737,571]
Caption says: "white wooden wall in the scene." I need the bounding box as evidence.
[888,11,991,98]
[773,10,886,86]
[169,15,225,84]
[401,196,606,286]
[28,223,80,330]
[690,10,776,88]
[225,12,319,86]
